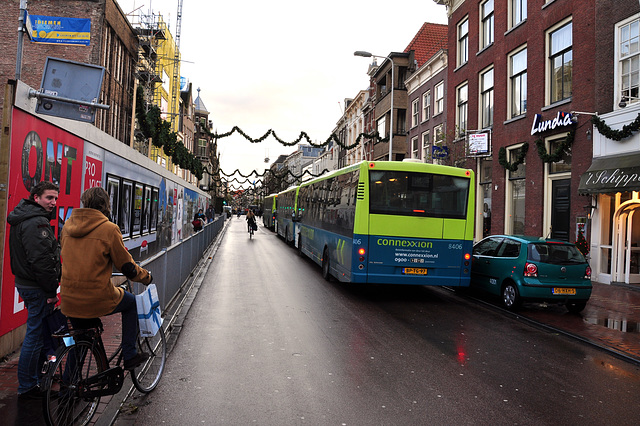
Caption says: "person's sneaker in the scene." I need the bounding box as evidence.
[124,352,149,370]
[18,386,45,399]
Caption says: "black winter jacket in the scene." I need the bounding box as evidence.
[7,199,61,298]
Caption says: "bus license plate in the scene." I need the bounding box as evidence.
[403,267,427,275]
[552,287,576,295]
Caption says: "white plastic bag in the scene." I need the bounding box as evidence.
[135,284,163,337]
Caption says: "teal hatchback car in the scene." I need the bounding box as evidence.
[471,235,592,313]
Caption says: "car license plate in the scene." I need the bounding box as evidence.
[552,287,576,295]
[403,267,427,275]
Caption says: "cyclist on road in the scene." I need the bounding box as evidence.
[60,187,152,370]
[246,209,257,233]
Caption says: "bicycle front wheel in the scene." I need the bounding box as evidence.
[131,326,167,393]
[42,341,106,426]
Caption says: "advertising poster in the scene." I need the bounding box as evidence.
[1,109,84,335]
[27,14,91,46]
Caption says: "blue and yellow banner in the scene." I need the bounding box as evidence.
[27,14,91,46]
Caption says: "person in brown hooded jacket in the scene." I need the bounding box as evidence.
[60,187,152,369]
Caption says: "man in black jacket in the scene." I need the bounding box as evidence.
[8,181,61,399]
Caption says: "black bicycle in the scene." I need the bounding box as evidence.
[41,277,167,426]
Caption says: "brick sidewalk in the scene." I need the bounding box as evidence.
[0,315,124,425]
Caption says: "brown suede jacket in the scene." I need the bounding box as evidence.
[60,208,151,318]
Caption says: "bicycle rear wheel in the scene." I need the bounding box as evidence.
[131,326,167,393]
[42,341,106,426]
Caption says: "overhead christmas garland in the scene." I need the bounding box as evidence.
[207,167,331,179]
[591,112,640,141]
[498,142,529,172]
[534,130,575,163]
[200,125,385,150]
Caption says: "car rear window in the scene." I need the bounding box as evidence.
[527,243,586,265]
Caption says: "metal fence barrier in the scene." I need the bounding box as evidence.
[133,214,226,310]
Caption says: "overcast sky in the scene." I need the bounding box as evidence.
[117,0,448,187]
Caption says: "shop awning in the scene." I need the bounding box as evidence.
[578,152,640,195]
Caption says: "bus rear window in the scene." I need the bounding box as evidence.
[369,171,470,219]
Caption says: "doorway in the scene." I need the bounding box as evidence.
[612,201,640,284]
[551,179,571,241]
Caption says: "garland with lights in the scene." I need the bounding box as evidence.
[591,113,640,141]
[498,142,529,171]
[534,130,575,163]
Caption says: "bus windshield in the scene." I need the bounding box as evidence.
[369,170,470,219]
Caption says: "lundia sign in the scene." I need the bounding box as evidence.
[530,111,574,135]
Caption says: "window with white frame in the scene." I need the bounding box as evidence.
[481,0,494,49]
[619,17,640,104]
[457,83,468,137]
[434,124,444,144]
[377,116,386,140]
[507,146,526,235]
[547,136,572,174]
[422,131,430,162]
[480,67,494,128]
[458,18,469,66]
[549,20,573,104]
[411,136,419,158]
[434,81,444,115]
[510,0,527,29]
[422,91,431,121]
[434,125,445,164]
[411,98,420,128]
[509,47,527,118]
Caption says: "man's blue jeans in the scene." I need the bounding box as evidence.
[17,287,52,394]
[109,291,138,360]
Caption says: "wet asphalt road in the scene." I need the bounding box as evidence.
[118,219,640,425]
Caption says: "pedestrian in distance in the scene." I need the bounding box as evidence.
[206,204,214,223]
[7,181,61,399]
[193,208,206,231]
[59,187,153,370]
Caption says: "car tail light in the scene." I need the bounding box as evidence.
[524,262,538,277]
[585,266,591,279]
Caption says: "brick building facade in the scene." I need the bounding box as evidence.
[439,0,598,243]
[1,0,138,146]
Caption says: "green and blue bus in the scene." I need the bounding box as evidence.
[295,161,475,286]
[262,193,277,230]
[275,186,298,244]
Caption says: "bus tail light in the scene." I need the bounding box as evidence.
[358,248,366,263]
[524,262,538,277]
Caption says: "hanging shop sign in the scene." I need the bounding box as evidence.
[530,111,574,136]
[27,14,91,46]
[468,132,490,155]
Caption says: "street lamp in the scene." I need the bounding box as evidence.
[354,51,395,161]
